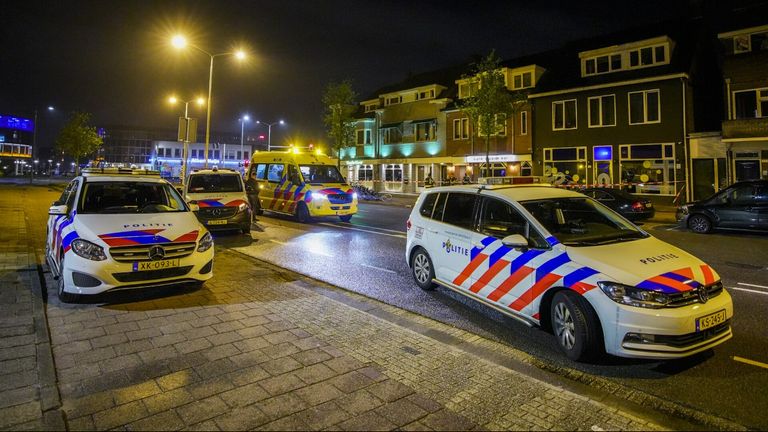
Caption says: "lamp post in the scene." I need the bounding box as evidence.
[168,96,205,185]
[256,120,286,151]
[171,35,246,169]
[239,114,250,163]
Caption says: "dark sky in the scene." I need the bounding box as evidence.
[1,0,697,148]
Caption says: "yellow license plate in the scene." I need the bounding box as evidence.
[696,309,726,331]
[133,259,180,271]
[207,220,227,225]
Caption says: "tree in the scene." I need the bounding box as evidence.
[457,51,527,177]
[322,80,357,169]
[55,112,102,175]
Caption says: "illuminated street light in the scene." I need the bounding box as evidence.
[239,114,250,167]
[255,120,286,151]
[171,34,247,168]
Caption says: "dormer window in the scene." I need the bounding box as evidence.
[385,96,402,106]
[629,45,667,68]
[417,89,435,100]
[584,54,621,75]
[580,37,671,77]
[364,104,379,112]
[512,71,533,90]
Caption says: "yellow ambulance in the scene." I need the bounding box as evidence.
[245,149,358,222]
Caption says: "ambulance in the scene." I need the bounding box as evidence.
[246,149,358,222]
[406,184,733,361]
[46,168,214,303]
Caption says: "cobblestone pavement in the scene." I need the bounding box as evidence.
[5,183,684,430]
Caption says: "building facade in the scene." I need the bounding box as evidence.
[0,115,34,175]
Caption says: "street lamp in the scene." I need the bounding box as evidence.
[239,114,250,165]
[168,96,205,183]
[171,34,247,168]
[256,120,286,151]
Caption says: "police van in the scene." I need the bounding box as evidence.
[46,168,214,302]
[246,149,357,222]
[184,167,252,234]
[406,184,732,361]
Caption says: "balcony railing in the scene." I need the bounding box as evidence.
[722,117,768,139]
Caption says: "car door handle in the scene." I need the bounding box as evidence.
[427,228,439,234]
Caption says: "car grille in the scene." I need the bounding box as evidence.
[109,242,197,263]
[199,207,237,218]
[327,194,352,204]
[112,266,193,282]
[665,282,724,307]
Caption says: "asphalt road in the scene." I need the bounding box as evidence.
[216,200,768,429]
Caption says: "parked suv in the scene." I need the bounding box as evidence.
[46,168,214,302]
[677,180,768,233]
[406,185,732,361]
[185,168,252,234]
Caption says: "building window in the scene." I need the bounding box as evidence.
[191,149,197,158]
[629,44,667,68]
[584,54,622,75]
[731,31,768,54]
[520,111,528,135]
[417,89,435,100]
[214,150,220,159]
[382,128,401,144]
[357,165,373,181]
[619,143,675,195]
[734,88,768,119]
[453,118,469,140]
[458,80,479,99]
[384,164,402,182]
[552,100,577,130]
[511,71,533,89]
[244,151,249,160]
[543,146,587,185]
[415,122,435,141]
[174,148,181,157]
[628,90,660,124]
[478,114,507,136]
[385,96,402,106]
[236,151,242,160]
[588,95,616,127]
[356,129,372,145]
[364,104,378,112]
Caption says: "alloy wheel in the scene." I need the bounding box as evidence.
[554,301,576,350]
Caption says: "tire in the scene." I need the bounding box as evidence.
[410,247,436,291]
[57,254,78,303]
[296,202,312,223]
[339,215,352,223]
[550,291,602,362]
[688,214,712,234]
[242,224,251,235]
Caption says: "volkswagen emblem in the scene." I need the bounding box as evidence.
[212,208,222,216]
[148,245,165,261]
[698,286,709,304]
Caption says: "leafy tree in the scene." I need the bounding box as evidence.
[55,112,102,175]
[322,80,357,169]
[458,51,527,177]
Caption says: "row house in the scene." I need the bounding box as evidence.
[529,18,722,202]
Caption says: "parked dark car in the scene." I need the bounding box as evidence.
[581,188,655,220]
[676,180,768,233]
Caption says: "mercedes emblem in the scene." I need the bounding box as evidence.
[212,208,222,216]
[148,245,166,261]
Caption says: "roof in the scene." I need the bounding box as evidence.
[422,184,584,201]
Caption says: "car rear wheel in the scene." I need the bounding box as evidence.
[551,291,602,362]
[411,247,436,291]
[688,214,712,234]
[57,254,78,303]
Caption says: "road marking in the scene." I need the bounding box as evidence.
[360,263,397,274]
[737,282,768,290]
[317,222,406,239]
[269,239,290,246]
[728,286,768,296]
[346,223,405,234]
[733,356,768,370]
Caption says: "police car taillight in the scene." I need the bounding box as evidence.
[406,219,411,230]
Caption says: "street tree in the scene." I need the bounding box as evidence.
[322,80,357,169]
[458,51,527,177]
[55,112,102,175]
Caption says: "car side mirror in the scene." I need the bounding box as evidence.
[188,203,199,212]
[501,234,529,250]
[49,204,68,215]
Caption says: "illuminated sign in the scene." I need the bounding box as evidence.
[0,116,34,132]
[593,146,612,161]
[465,154,531,163]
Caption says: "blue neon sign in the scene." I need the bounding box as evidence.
[0,116,34,132]
[593,146,612,161]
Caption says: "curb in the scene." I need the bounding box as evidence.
[228,249,746,431]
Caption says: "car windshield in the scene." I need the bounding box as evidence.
[188,174,243,193]
[79,181,186,214]
[300,165,344,184]
[521,197,648,246]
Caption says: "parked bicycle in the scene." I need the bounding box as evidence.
[352,183,391,201]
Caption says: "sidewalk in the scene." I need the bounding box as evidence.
[1,184,727,431]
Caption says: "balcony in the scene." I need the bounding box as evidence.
[722,117,768,139]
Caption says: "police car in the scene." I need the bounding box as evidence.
[184,167,252,234]
[406,184,733,361]
[46,168,214,302]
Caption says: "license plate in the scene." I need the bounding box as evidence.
[207,220,227,225]
[133,259,180,271]
[696,309,726,331]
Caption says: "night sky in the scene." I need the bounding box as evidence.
[2,0,697,149]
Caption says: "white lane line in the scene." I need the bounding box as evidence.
[346,223,406,234]
[269,239,290,246]
[360,263,397,274]
[737,282,768,290]
[733,356,768,370]
[728,286,768,296]
[317,222,406,239]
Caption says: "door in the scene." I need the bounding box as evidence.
[431,192,478,285]
[593,161,612,186]
[756,184,768,229]
[692,159,716,202]
[735,160,760,181]
[262,163,285,212]
[245,163,267,213]
[712,184,758,228]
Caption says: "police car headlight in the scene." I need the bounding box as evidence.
[197,232,213,253]
[238,202,248,212]
[71,239,107,261]
[597,281,670,309]
[352,192,358,200]
[311,192,326,200]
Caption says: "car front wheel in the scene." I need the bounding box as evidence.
[57,254,78,303]
[411,247,436,291]
[550,291,602,362]
[688,214,712,234]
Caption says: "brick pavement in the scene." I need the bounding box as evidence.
[3,182,691,431]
